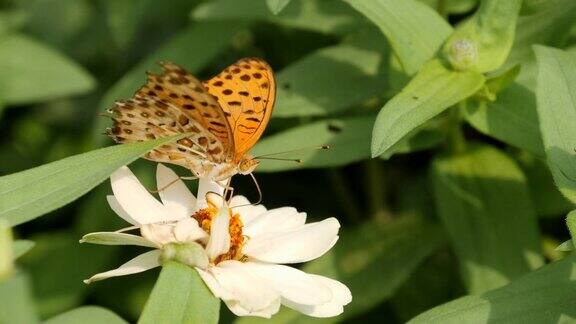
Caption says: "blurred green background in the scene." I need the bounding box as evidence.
[1,0,576,323]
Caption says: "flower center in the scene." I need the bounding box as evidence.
[192,207,245,264]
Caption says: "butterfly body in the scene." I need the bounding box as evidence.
[106,58,275,181]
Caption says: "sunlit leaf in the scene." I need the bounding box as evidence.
[344,0,452,75]
[139,261,220,324]
[274,45,386,117]
[443,0,522,72]
[463,83,544,156]
[253,115,374,172]
[409,255,576,323]
[371,59,484,157]
[266,0,291,14]
[534,46,576,204]
[432,144,544,294]
[45,306,127,324]
[192,0,361,35]
[0,136,181,226]
[0,221,12,280]
[0,34,95,105]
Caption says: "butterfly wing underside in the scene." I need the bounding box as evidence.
[203,58,276,162]
[107,62,233,175]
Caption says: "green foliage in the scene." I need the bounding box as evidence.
[0,136,181,226]
[1,0,576,322]
[139,262,220,324]
[45,306,127,324]
[432,145,543,294]
[371,59,484,157]
[409,255,576,323]
[0,34,94,105]
[535,46,576,203]
[344,0,452,75]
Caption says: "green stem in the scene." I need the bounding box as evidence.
[327,169,362,223]
[363,159,392,222]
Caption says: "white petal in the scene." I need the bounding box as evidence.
[211,260,279,312]
[80,232,157,248]
[205,206,230,260]
[242,262,332,305]
[196,178,225,209]
[229,195,267,224]
[244,208,306,238]
[140,224,175,246]
[283,275,351,318]
[243,218,340,264]
[173,218,207,242]
[110,166,173,224]
[224,298,281,318]
[83,250,160,284]
[106,195,138,225]
[196,268,235,300]
[156,164,197,219]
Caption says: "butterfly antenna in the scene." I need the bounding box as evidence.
[250,172,263,205]
[257,157,303,163]
[254,145,330,159]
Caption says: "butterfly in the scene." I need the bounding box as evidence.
[106,58,276,181]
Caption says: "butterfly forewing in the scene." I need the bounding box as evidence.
[203,58,276,161]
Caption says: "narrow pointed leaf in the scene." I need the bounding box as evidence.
[371,59,484,157]
[534,46,576,203]
[0,136,181,226]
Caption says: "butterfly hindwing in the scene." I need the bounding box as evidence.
[107,95,226,174]
[203,58,276,161]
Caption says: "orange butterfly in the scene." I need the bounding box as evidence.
[106,58,276,181]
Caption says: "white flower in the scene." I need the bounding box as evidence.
[81,164,351,318]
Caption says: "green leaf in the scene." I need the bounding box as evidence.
[274,45,386,117]
[0,136,180,226]
[0,272,39,324]
[20,231,117,317]
[409,255,576,323]
[94,22,242,145]
[503,0,576,88]
[567,210,576,243]
[431,144,544,294]
[343,0,452,75]
[237,216,446,323]
[192,0,361,35]
[45,306,127,324]
[0,221,12,280]
[138,261,220,324]
[463,83,544,156]
[102,0,152,50]
[81,232,157,248]
[443,0,522,72]
[555,239,573,252]
[12,240,35,259]
[381,127,445,159]
[371,59,485,157]
[534,46,576,204]
[0,34,95,105]
[517,152,573,218]
[265,0,291,14]
[253,115,373,172]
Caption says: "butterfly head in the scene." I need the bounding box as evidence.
[238,157,259,175]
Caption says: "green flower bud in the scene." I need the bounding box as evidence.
[160,242,209,269]
[447,39,478,71]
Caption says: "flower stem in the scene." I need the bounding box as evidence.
[363,159,392,222]
[327,169,362,223]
